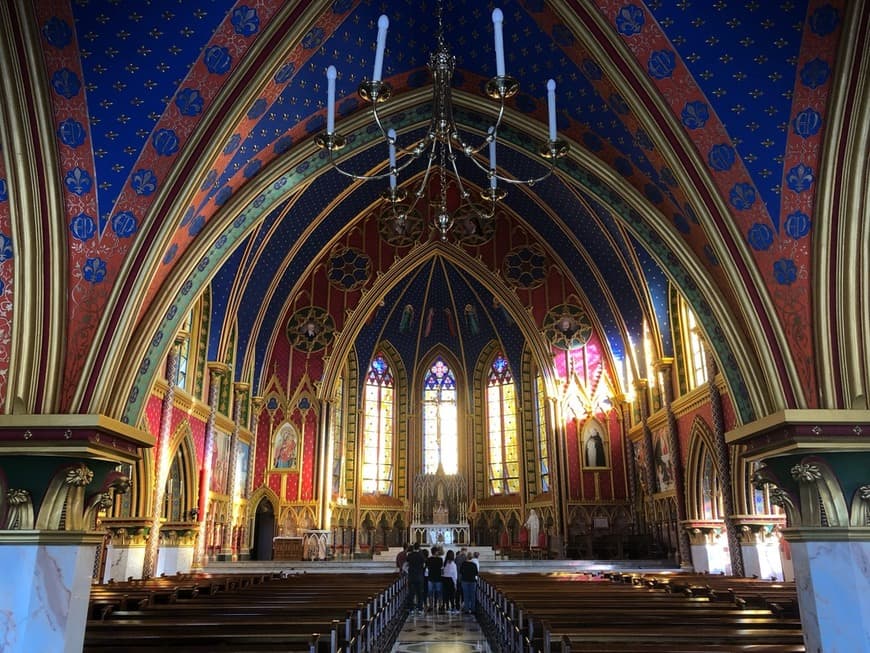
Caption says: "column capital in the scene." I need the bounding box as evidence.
[735,411,870,534]
[207,361,230,377]
[653,357,674,372]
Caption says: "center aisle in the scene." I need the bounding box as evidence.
[390,610,492,653]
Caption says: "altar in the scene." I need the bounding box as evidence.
[409,469,470,547]
[410,522,470,546]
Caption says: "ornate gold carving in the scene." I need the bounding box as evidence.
[769,487,790,507]
[4,488,34,529]
[790,463,822,482]
[7,488,30,505]
[65,464,95,487]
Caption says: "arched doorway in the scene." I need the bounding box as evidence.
[252,498,275,561]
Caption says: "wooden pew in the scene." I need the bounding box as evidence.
[476,572,804,653]
[84,572,407,653]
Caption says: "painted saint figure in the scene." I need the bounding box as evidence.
[273,428,298,469]
[584,430,606,467]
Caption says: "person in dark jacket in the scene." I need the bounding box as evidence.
[459,555,479,613]
[406,544,426,614]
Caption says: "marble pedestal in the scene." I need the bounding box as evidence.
[103,544,146,582]
[0,531,103,653]
[157,544,195,576]
[689,542,731,574]
[788,535,870,653]
[741,541,784,581]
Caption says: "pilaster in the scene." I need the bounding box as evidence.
[193,362,227,568]
[657,359,692,569]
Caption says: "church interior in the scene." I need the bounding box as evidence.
[0,1,868,651]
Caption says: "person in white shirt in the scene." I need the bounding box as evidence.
[441,549,459,613]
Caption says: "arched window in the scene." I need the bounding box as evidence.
[362,353,394,494]
[422,357,458,474]
[173,310,193,390]
[487,353,520,495]
[162,445,189,521]
[700,448,723,519]
[331,375,344,495]
[534,372,550,493]
[680,297,709,390]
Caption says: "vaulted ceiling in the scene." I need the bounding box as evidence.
[0,0,859,424]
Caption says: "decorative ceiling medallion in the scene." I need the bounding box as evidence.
[287,306,335,352]
[378,205,424,247]
[543,304,592,350]
[503,244,548,289]
[327,246,371,291]
[453,204,495,246]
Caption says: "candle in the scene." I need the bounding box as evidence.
[326,65,337,134]
[488,127,497,189]
[388,128,397,190]
[547,79,557,142]
[492,8,505,77]
[373,15,389,82]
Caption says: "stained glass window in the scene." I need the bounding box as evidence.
[173,310,193,390]
[422,357,458,474]
[535,373,550,493]
[362,353,394,494]
[701,449,722,520]
[681,298,709,390]
[487,353,520,495]
[331,375,344,495]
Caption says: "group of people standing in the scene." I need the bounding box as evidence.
[397,543,481,615]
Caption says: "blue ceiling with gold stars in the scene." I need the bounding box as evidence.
[16,0,845,411]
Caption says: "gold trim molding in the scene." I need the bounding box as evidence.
[0,530,106,546]
[783,527,870,543]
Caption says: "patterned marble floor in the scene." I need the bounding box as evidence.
[390,609,492,652]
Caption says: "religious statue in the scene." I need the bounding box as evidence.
[433,500,449,524]
[524,508,540,548]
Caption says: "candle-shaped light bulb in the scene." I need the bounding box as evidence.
[388,128,397,190]
[492,8,505,77]
[373,15,389,82]
[547,79,557,142]
[326,65,337,135]
[488,127,498,190]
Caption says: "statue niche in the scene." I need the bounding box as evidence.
[410,468,469,545]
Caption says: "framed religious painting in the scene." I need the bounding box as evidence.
[270,422,300,472]
[580,418,610,469]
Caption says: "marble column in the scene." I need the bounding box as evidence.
[727,411,870,653]
[0,531,104,653]
[0,416,152,653]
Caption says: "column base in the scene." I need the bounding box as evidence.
[785,529,870,653]
[0,531,103,653]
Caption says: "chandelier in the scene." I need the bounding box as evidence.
[316,2,568,241]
